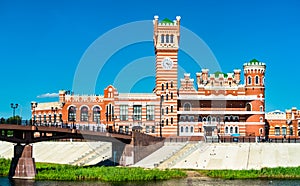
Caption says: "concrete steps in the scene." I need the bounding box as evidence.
[132,142,187,168]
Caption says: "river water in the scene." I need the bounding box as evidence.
[1,177,300,186]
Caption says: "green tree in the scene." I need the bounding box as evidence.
[0,117,5,124]
[6,116,22,125]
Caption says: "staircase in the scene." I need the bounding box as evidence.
[158,142,203,169]
[69,143,111,166]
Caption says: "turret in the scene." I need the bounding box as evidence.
[244,59,266,97]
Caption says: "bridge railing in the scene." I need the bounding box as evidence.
[19,122,132,136]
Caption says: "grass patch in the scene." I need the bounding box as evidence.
[35,163,186,181]
[0,158,10,176]
[197,167,300,180]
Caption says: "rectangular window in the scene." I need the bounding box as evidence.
[146,126,149,133]
[119,126,123,133]
[275,127,280,136]
[152,126,155,133]
[146,105,155,120]
[133,105,142,120]
[44,115,46,123]
[282,127,286,136]
[120,105,128,121]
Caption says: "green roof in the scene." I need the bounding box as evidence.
[160,18,173,24]
[249,58,259,64]
[214,71,228,78]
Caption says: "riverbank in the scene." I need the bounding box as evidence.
[3,158,300,181]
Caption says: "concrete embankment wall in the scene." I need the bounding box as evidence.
[173,143,300,170]
[2,141,300,170]
[0,141,111,165]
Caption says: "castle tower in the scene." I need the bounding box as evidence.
[153,15,180,136]
[243,59,266,135]
[244,59,266,98]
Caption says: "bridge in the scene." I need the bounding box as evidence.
[0,124,164,179]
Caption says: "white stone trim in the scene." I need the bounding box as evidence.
[177,110,265,115]
[178,94,261,100]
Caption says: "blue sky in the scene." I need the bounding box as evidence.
[0,0,300,119]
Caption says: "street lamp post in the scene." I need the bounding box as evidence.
[31,102,38,126]
[11,103,18,124]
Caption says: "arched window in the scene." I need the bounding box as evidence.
[166,94,169,100]
[234,116,239,122]
[166,119,169,126]
[80,106,88,122]
[224,116,229,122]
[235,126,239,134]
[246,103,252,111]
[166,82,168,89]
[166,34,169,43]
[190,116,194,122]
[68,106,76,122]
[191,126,194,133]
[198,116,202,122]
[259,128,263,135]
[183,102,191,111]
[170,35,174,43]
[49,114,52,123]
[93,106,101,122]
[212,117,216,123]
[166,107,169,114]
[260,117,263,123]
[230,115,234,122]
[181,126,184,133]
[207,116,211,123]
[230,126,233,133]
[185,126,188,133]
[260,106,263,112]
[171,92,173,99]
[162,84,164,91]
[203,117,207,122]
[171,117,173,124]
[225,126,228,134]
[171,81,173,88]
[247,76,252,85]
[161,120,164,127]
[262,76,265,85]
[171,106,174,113]
[255,76,259,85]
[161,35,164,43]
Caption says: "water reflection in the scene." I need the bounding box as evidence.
[2,177,300,186]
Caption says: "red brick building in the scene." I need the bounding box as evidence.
[31,16,268,138]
